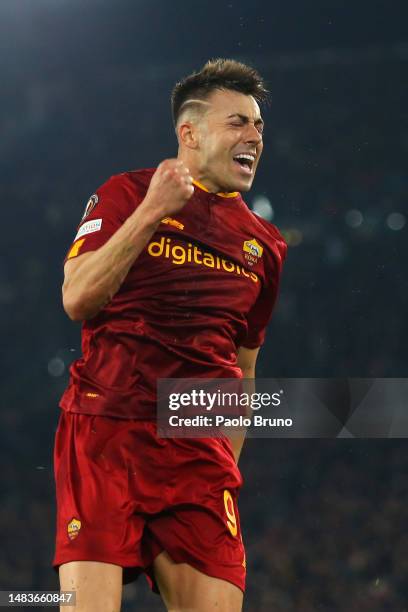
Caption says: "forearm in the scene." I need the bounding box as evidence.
[63,198,161,320]
[228,432,246,465]
[227,368,256,463]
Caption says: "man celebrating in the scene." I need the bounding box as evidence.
[54,58,286,611]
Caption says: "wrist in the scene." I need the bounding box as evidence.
[137,196,167,229]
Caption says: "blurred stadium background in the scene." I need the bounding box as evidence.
[0,0,407,609]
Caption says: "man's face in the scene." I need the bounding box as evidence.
[195,89,264,193]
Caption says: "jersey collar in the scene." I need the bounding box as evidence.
[193,179,239,199]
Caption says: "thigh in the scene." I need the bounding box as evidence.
[53,413,148,575]
[59,561,122,612]
[143,488,246,598]
[153,551,243,612]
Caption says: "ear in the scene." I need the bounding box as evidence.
[178,121,200,149]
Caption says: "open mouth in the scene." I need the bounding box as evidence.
[233,154,255,176]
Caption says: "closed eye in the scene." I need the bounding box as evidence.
[229,122,264,135]
[227,113,264,134]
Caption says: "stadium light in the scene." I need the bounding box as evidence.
[251,195,274,221]
[386,212,405,231]
[345,209,363,228]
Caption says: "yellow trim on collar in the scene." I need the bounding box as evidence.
[193,180,239,199]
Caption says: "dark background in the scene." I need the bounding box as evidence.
[0,1,407,610]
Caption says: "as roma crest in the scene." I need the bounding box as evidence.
[243,238,263,266]
[67,517,82,541]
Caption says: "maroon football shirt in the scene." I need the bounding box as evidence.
[60,169,287,419]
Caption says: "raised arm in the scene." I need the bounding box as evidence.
[62,160,193,321]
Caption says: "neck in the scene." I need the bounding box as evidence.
[194,173,223,194]
[177,152,227,194]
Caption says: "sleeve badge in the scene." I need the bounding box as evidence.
[81,194,99,221]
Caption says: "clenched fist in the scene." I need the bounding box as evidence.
[144,159,194,220]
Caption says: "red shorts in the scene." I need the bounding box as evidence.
[53,410,246,593]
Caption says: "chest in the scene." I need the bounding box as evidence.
[122,199,269,314]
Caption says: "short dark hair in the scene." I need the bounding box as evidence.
[171,58,269,127]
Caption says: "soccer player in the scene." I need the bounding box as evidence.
[54,58,286,611]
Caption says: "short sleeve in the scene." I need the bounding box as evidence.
[241,235,287,349]
[64,174,142,263]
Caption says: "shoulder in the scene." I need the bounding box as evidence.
[101,167,156,196]
[254,214,287,261]
[238,197,287,264]
[94,168,156,216]
[120,167,156,192]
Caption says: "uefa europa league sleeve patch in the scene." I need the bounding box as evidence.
[81,194,99,221]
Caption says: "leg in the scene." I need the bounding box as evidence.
[59,561,122,612]
[153,551,243,612]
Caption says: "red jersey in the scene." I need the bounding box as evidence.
[60,169,287,419]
